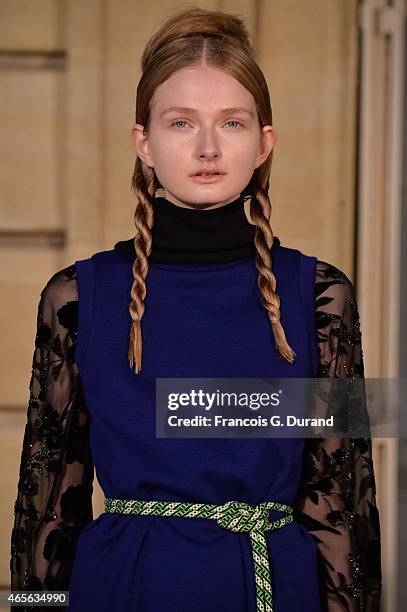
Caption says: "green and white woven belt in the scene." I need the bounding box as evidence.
[104,497,294,612]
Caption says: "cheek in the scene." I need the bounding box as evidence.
[230,146,259,172]
[147,129,185,162]
[155,140,186,161]
[225,132,259,154]
[151,146,186,177]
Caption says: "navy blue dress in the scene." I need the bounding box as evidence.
[10,195,382,612]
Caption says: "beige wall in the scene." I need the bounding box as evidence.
[0,0,358,590]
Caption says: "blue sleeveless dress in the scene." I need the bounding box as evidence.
[66,240,323,612]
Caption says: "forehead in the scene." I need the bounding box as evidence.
[150,65,256,116]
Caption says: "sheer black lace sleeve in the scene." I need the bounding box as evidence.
[10,264,94,607]
[293,260,382,611]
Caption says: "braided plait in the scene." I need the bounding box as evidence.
[247,183,296,363]
[127,160,157,373]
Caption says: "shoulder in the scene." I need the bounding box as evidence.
[315,259,359,316]
[40,247,124,303]
[31,264,80,346]
[40,263,79,314]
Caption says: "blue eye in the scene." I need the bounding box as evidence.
[225,120,242,128]
[172,120,188,128]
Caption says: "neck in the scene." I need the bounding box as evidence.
[114,194,280,264]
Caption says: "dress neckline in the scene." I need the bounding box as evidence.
[114,194,280,264]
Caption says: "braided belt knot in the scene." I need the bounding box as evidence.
[214,500,278,533]
[104,497,294,612]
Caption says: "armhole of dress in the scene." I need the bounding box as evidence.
[298,254,319,377]
[75,257,95,376]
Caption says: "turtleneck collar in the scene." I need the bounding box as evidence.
[114,194,280,264]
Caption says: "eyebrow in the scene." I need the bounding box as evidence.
[160,106,254,118]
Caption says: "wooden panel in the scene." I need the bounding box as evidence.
[0,69,63,230]
[0,244,65,407]
[0,0,59,50]
[257,0,358,276]
[64,0,105,261]
[0,409,29,589]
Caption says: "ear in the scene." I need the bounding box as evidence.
[254,125,278,169]
[130,124,155,168]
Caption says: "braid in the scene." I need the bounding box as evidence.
[128,160,157,374]
[248,184,296,364]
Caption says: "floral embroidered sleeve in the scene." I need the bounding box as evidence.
[10,264,94,608]
[293,260,382,611]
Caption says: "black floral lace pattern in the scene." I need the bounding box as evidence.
[10,265,94,611]
[293,260,382,611]
[10,259,382,611]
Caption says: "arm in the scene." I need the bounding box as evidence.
[10,264,94,607]
[293,260,382,611]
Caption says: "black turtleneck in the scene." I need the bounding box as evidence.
[114,194,280,264]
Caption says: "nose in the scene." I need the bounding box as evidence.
[196,127,221,160]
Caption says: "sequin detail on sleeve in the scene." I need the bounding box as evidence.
[10,265,94,609]
[293,260,382,611]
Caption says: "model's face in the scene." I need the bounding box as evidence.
[131,63,277,210]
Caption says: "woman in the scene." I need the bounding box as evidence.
[10,7,381,611]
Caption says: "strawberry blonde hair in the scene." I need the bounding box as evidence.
[128,6,296,374]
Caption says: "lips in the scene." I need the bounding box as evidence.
[191,170,225,176]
